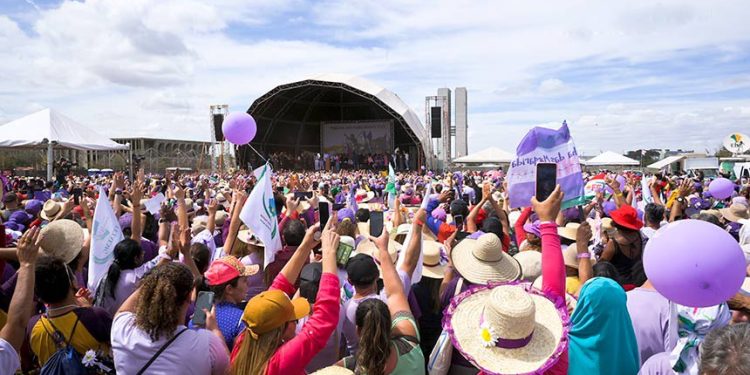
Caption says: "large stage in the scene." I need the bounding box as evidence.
[236,74,429,169]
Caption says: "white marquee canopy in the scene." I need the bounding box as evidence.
[582,151,639,166]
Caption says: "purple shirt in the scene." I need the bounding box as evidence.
[626,287,677,366]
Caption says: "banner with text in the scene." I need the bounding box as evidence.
[507,121,584,209]
[321,121,394,155]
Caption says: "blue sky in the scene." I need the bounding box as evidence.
[1,0,749,156]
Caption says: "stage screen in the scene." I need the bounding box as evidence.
[320,120,394,155]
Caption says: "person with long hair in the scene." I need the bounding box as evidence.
[111,261,229,374]
[338,226,425,374]
[230,219,340,375]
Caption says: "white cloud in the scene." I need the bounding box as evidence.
[0,0,748,154]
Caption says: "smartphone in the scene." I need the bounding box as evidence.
[535,163,557,202]
[336,241,354,267]
[318,201,330,227]
[454,214,464,228]
[193,291,215,326]
[332,203,345,211]
[72,188,82,205]
[294,191,313,200]
[369,211,384,237]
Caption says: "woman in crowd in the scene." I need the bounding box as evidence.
[110,262,229,374]
[230,221,339,375]
[338,226,425,374]
[599,205,646,288]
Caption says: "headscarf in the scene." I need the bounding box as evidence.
[669,303,731,374]
[569,277,639,375]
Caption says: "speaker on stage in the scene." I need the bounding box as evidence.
[430,107,442,138]
[213,114,224,141]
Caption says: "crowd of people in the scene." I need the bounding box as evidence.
[0,165,749,375]
[253,151,411,171]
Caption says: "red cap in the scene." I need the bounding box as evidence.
[204,256,259,286]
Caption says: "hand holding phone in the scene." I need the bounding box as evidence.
[193,291,214,326]
[369,211,384,237]
[535,163,557,202]
[318,201,330,228]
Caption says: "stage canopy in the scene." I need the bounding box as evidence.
[238,74,428,167]
[582,151,639,166]
[453,147,514,164]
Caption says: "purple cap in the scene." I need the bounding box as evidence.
[9,211,32,225]
[4,221,24,232]
[523,220,542,237]
[703,191,713,199]
[432,207,447,221]
[24,199,44,216]
[119,212,133,231]
[337,208,355,223]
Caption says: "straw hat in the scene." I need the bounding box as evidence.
[357,222,370,237]
[513,251,542,282]
[40,200,62,220]
[422,240,447,279]
[444,283,569,374]
[451,233,521,284]
[532,277,579,313]
[562,244,597,269]
[39,219,85,264]
[720,204,750,223]
[557,223,580,241]
[237,228,264,247]
[355,189,375,203]
[311,366,354,375]
[355,238,400,264]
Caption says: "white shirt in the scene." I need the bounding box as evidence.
[111,312,229,375]
[0,339,20,375]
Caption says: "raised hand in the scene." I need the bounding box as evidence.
[531,185,564,222]
[17,227,41,267]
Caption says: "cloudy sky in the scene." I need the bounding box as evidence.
[1,0,749,156]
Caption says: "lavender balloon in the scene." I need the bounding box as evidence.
[222,112,257,145]
[616,175,627,191]
[708,178,734,200]
[643,219,745,307]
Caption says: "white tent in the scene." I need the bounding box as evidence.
[582,151,639,166]
[0,108,129,179]
[453,147,515,164]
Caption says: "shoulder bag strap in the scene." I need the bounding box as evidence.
[136,328,188,375]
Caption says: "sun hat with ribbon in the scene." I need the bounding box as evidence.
[609,205,643,231]
[241,289,310,339]
[450,233,521,285]
[39,219,85,264]
[40,200,62,220]
[421,240,447,279]
[720,203,750,223]
[443,282,570,374]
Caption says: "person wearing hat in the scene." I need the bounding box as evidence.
[514,206,542,252]
[425,189,469,243]
[337,225,425,374]
[192,256,259,351]
[411,239,448,358]
[230,223,340,375]
[600,205,646,288]
[0,192,21,222]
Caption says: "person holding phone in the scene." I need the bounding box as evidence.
[190,256,259,351]
[230,220,341,375]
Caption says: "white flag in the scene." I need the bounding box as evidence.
[397,182,430,284]
[88,187,124,292]
[240,164,282,269]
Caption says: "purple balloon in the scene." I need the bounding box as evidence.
[644,219,746,307]
[616,175,627,191]
[222,112,257,145]
[708,178,734,200]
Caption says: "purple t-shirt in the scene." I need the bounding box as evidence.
[626,287,677,366]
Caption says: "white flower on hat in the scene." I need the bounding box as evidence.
[479,321,499,348]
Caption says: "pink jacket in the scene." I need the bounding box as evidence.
[539,221,568,374]
[230,272,340,375]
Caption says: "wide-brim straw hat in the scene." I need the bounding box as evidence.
[355,238,400,264]
[444,283,570,374]
[237,228,265,247]
[557,223,580,241]
[355,189,375,203]
[532,277,579,313]
[40,200,62,221]
[720,204,750,223]
[215,210,229,227]
[562,244,597,269]
[39,219,85,264]
[422,240,447,279]
[311,366,354,375]
[451,233,521,284]
[513,251,542,282]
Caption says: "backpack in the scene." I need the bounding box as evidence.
[39,315,88,375]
